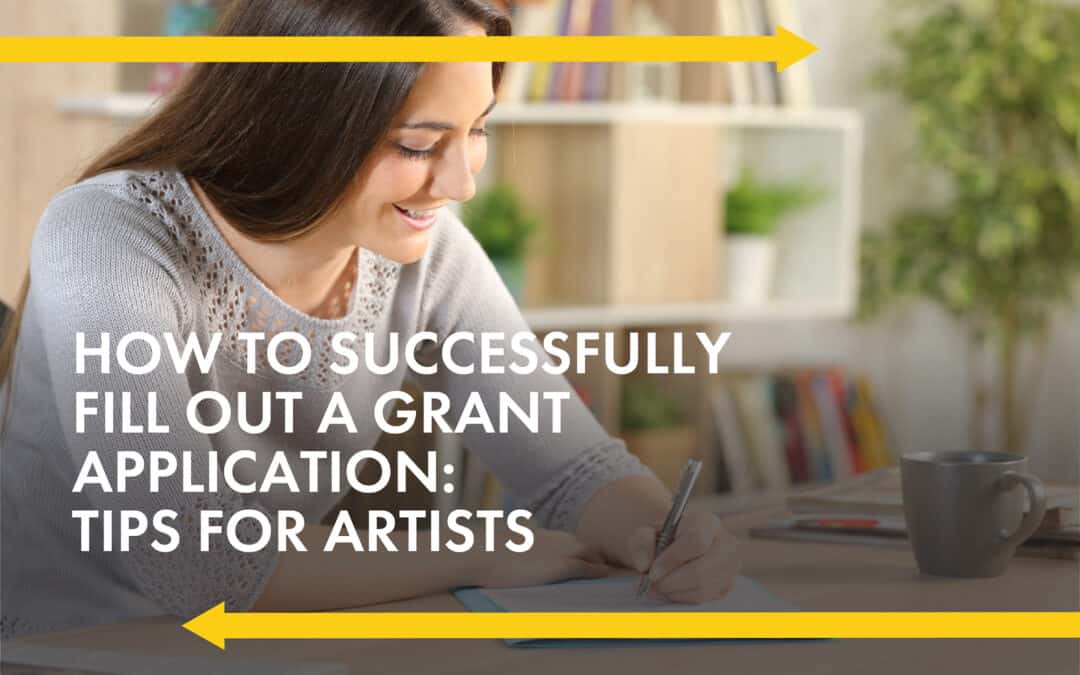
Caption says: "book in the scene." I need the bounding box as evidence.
[785,513,1080,545]
[739,0,778,105]
[717,0,754,105]
[772,374,810,483]
[560,0,594,101]
[708,379,756,495]
[546,0,575,101]
[793,371,830,481]
[497,1,558,103]
[730,376,789,489]
[582,0,613,101]
[849,376,891,468]
[826,369,864,474]
[786,467,1080,532]
[752,515,1080,561]
[527,0,568,101]
[747,518,1080,561]
[767,0,815,106]
[810,372,854,480]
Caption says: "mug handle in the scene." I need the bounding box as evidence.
[997,471,1047,548]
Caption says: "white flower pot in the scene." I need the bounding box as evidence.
[723,235,777,304]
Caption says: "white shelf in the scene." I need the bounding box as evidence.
[57,94,860,131]
[492,102,860,131]
[521,299,852,331]
[58,93,161,120]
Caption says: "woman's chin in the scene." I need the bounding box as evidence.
[367,233,431,265]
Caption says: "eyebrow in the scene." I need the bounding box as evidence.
[398,97,498,131]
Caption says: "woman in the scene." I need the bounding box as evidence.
[0,0,738,639]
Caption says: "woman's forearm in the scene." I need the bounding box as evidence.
[251,474,675,611]
[575,473,674,567]
[251,525,484,611]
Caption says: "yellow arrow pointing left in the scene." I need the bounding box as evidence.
[183,603,1080,650]
[0,30,818,72]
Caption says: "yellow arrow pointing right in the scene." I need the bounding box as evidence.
[0,29,817,71]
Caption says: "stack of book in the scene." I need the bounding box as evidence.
[712,0,815,107]
[497,0,815,106]
[498,0,621,103]
[750,468,1080,560]
[708,370,891,495]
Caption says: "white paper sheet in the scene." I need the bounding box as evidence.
[480,575,795,613]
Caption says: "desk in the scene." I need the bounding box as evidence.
[9,509,1079,675]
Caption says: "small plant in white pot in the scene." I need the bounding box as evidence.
[722,171,825,304]
[620,380,697,488]
[463,183,539,302]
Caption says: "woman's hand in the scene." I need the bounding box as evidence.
[473,528,613,588]
[626,511,740,603]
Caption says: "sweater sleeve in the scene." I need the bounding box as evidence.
[29,185,279,617]
[410,210,653,532]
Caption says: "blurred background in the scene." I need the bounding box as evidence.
[1,1,1077,512]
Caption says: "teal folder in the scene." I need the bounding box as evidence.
[453,575,808,648]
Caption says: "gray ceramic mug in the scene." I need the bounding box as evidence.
[900,451,1046,578]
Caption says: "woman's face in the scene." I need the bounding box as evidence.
[333,29,495,264]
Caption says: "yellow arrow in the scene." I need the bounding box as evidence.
[0,29,817,72]
[183,603,1080,650]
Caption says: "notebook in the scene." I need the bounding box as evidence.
[453,575,800,648]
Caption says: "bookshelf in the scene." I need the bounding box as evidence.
[56,94,864,326]
[41,0,878,509]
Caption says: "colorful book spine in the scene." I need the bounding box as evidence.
[772,375,809,483]
[711,370,892,498]
[546,0,574,101]
[811,373,854,480]
[827,369,865,474]
[582,0,612,101]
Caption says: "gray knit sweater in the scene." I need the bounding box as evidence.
[0,168,648,639]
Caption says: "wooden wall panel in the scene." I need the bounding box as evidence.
[1,1,121,306]
[495,124,613,307]
[609,122,721,305]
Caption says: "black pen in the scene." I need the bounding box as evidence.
[637,458,703,597]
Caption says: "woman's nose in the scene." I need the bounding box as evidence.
[430,148,477,203]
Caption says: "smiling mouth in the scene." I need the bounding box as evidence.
[393,204,440,219]
[393,204,440,231]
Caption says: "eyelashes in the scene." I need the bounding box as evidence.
[397,146,435,161]
[397,128,491,161]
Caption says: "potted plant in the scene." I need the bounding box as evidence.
[462,183,539,302]
[620,380,698,488]
[861,0,1080,454]
[721,170,825,304]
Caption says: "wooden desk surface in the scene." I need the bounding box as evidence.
[10,510,1079,675]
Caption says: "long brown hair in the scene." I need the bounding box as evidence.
[0,0,510,411]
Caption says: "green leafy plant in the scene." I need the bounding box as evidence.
[723,170,826,236]
[462,183,540,260]
[621,380,684,432]
[861,0,1080,453]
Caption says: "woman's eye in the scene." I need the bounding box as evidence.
[397,145,435,161]
[396,130,488,160]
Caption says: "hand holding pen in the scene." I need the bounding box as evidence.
[629,460,741,603]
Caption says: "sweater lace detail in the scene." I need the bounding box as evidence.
[123,170,401,388]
